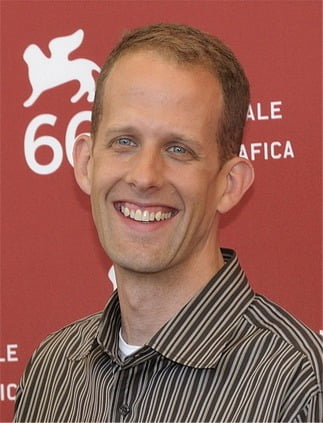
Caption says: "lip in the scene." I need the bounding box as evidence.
[114,201,178,230]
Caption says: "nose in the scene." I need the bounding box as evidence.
[124,147,164,192]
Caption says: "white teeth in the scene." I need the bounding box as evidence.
[134,209,142,221]
[124,207,130,217]
[155,211,162,221]
[142,210,150,222]
[120,206,173,222]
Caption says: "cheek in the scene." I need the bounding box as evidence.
[89,162,124,223]
[189,175,221,217]
[90,192,103,233]
[184,170,218,200]
[91,159,123,193]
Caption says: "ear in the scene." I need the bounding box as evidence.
[217,157,254,214]
[73,134,93,195]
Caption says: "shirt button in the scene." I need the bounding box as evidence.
[119,404,130,417]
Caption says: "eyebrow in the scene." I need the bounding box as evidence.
[103,125,137,138]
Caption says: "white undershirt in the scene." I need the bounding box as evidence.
[118,329,143,361]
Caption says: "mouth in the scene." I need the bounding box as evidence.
[114,202,178,223]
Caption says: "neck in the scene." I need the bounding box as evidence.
[115,248,224,346]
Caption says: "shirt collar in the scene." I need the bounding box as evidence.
[67,294,121,361]
[69,249,254,367]
[148,249,255,368]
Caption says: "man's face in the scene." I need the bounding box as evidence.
[88,51,226,276]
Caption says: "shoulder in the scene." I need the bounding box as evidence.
[245,294,322,387]
[28,311,103,365]
[14,312,104,419]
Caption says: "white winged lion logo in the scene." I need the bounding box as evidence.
[23,29,100,107]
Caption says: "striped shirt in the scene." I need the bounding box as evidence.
[14,249,323,422]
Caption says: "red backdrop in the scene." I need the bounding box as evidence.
[1,1,322,420]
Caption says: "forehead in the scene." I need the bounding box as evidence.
[102,50,223,115]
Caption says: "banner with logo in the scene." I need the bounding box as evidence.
[1,1,321,419]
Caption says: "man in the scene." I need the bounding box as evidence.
[14,24,322,422]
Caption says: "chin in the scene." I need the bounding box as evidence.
[120,262,164,275]
[103,240,174,275]
[111,255,167,275]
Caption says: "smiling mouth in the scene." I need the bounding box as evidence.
[115,203,177,223]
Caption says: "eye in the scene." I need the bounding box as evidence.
[116,137,136,146]
[167,145,187,154]
[167,144,197,161]
[109,136,137,152]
